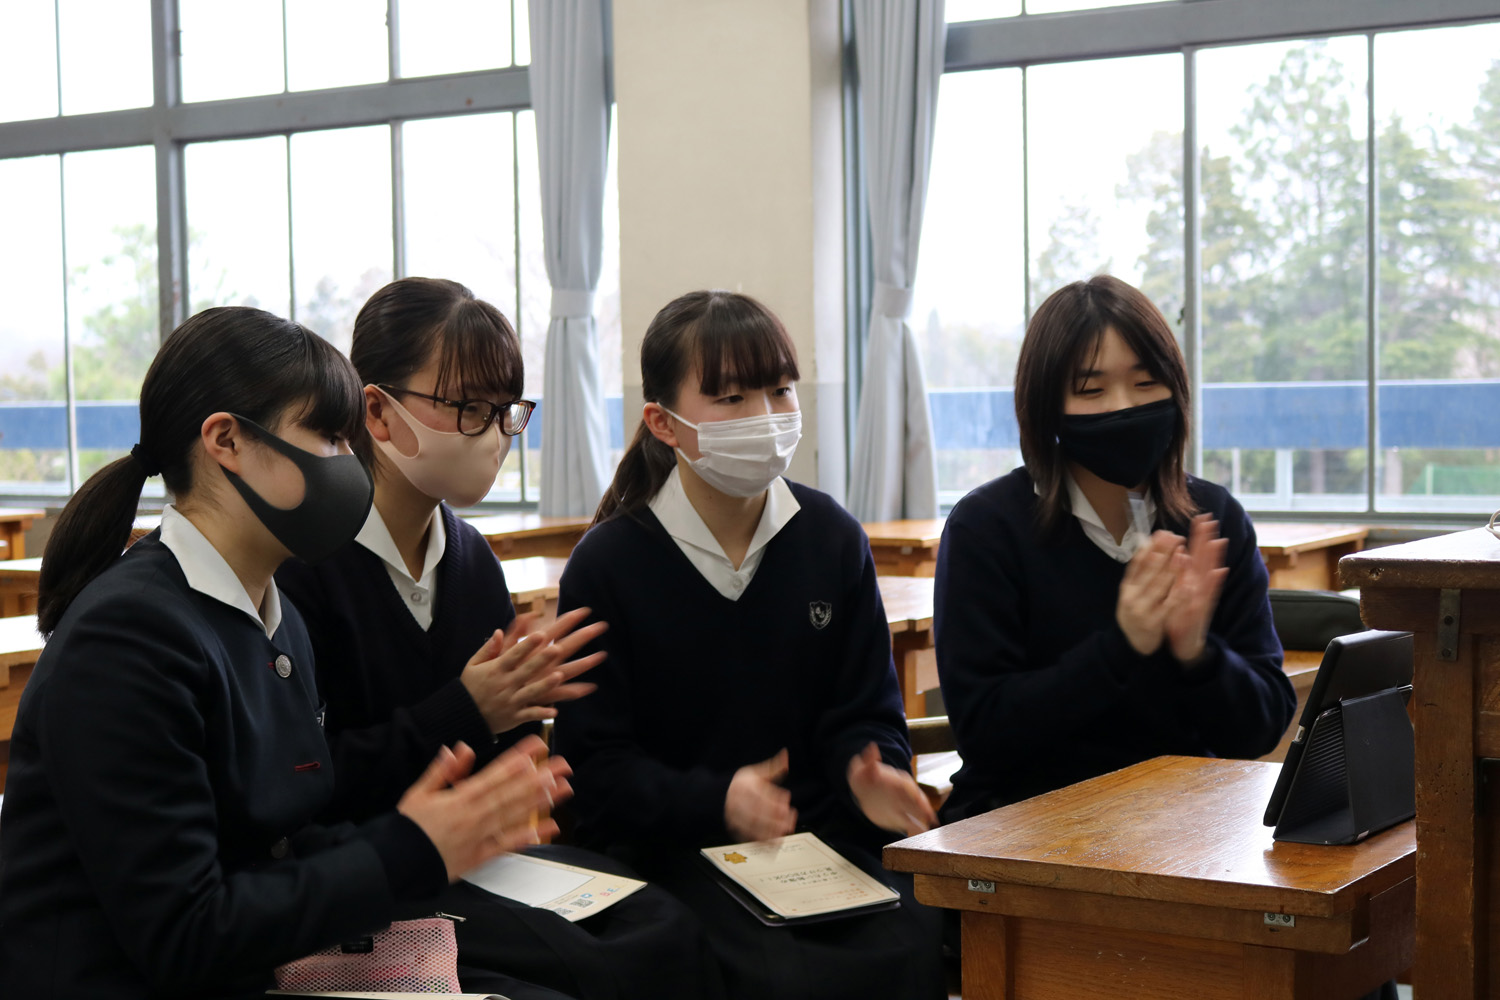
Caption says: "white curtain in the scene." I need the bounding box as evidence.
[530,0,612,516]
[846,0,945,523]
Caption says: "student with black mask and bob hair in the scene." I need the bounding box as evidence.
[277,277,726,1000]
[0,307,569,1000]
[934,275,1296,824]
[553,290,946,1000]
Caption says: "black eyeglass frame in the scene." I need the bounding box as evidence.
[377,384,536,437]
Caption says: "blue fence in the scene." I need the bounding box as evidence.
[3,380,1498,454]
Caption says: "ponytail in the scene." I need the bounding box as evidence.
[37,455,151,636]
[592,423,677,526]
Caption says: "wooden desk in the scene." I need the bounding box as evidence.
[1341,528,1500,997]
[864,519,944,577]
[0,558,42,618]
[0,614,44,792]
[1256,523,1369,590]
[879,575,934,715]
[466,513,590,560]
[886,755,1414,1000]
[501,556,568,621]
[0,508,44,560]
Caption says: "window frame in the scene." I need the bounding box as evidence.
[887,0,1500,523]
[0,0,546,508]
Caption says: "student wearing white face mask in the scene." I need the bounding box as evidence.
[276,277,726,1000]
[553,290,945,1000]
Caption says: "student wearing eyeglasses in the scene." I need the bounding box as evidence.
[276,277,724,1000]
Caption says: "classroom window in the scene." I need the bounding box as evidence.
[0,0,617,507]
[921,5,1500,516]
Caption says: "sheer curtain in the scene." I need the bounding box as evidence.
[846,0,945,522]
[529,0,612,516]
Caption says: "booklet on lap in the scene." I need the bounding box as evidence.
[460,852,646,922]
[700,831,900,926]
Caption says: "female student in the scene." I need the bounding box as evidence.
[0,307,567,1000]
[552,290,946,1000]
[275,276,724,1000]
[934,275,1297,823]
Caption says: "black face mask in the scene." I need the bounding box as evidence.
[220,413,373,564]
[1057,397,1179,488]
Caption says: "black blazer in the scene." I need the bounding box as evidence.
[0,533,443,1000]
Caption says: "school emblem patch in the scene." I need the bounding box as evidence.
[809,601,833,630]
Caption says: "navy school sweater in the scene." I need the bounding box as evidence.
[552,479,912,857]
[934,468,1295,821]
[0,534,444,1000]
[276,504,524,822]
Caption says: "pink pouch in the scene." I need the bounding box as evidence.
[273,917,461,993]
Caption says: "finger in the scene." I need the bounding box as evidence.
[549,649,607,684]
[411,744,461,793]
[542,680,599,704]
[761,748,791,782]
[541,606,595,644]
[544,621,610,663]
[466,630,505,668]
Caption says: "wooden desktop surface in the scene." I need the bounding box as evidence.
[501,556,569,620]
[0,557,43,617]
[466,513,591,560]
[887,755,1415,999]
[864,519,945,577]
[0,508,45,560]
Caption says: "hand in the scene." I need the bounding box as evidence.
[460,607,605,734]
[725,749,797,842]
[1116,530,1182,656]
[397,735,574,882]
[1163,514,1229,666]
[846,743,936,837]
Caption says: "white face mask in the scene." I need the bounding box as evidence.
[371,386,509,507]
[663,407,802,498]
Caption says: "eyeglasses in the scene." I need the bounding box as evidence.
[378,385,535,437]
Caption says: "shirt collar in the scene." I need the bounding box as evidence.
[158,504,283,638]
[354,502,447,586]
[649,466,799,566]
[1034,471,1156,564]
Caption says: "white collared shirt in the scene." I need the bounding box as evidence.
[648,466,800,600]
[354,504,447,630]
[158,504,283,638]
[1037,473,1157,564]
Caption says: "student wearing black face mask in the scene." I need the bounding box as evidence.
[0,308,570,1000]
[934,275,1296,823]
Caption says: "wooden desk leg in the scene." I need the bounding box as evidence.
[961,912,1014,1000]
[890,632,922,717]
[1412,630,1483,998]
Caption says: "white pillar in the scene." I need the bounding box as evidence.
[614,0,847,498]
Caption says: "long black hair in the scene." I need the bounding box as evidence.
[1014,275,1195,535]
[37,307,365,635]
[593,290,800,525]
[349,277,523,470]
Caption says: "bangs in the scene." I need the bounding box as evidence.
[692,294,800,396]
[431,299,524,400]
[285,325,367,442]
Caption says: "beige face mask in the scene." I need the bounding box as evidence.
[371,386,507,507]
